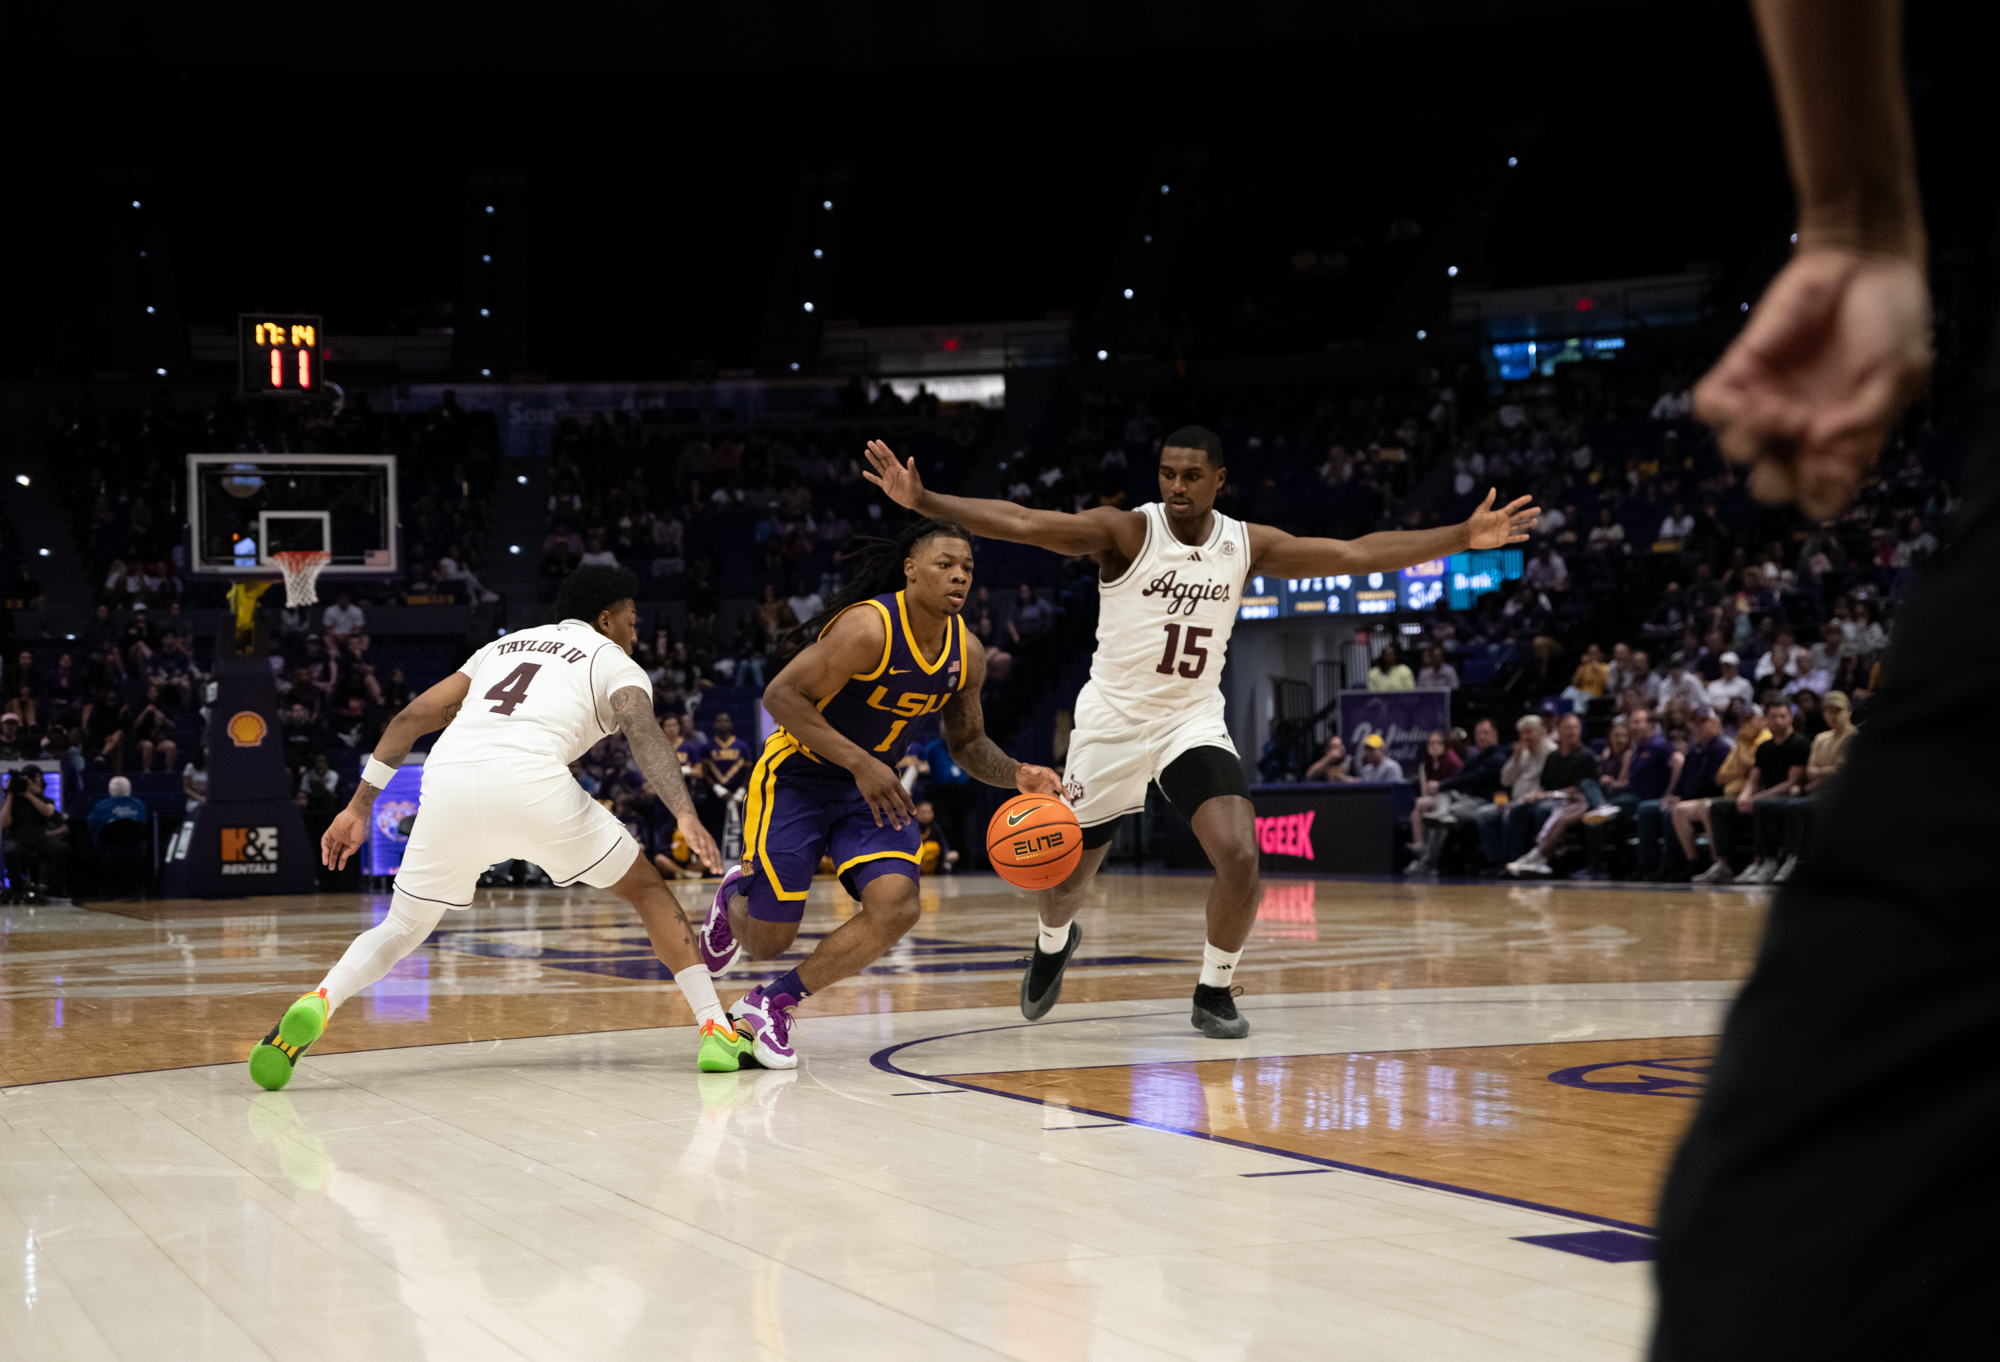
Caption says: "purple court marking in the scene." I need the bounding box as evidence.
[1547,1054,1712,1098]
[1042,1122,1123,1131]
[870,1009,1660,1236]
[891,1090,966,1096]
[1514,1230,1655,1262]
[1241,1169,1332,1177]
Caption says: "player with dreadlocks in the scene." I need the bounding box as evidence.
[695,517,1060,1067]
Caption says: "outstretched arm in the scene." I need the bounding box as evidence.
[939,639,1061,794]
[612,686,720,872]
[1249,488,1538,577]
[864,440,1145,559]
[320,672,470,869]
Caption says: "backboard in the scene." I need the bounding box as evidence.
[186,454,399,577]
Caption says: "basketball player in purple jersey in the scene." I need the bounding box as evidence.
[865,435,1535,1037]
[697,519,1060,1067]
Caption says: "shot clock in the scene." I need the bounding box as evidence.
[238,313,323,394]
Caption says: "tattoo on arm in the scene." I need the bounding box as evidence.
[941,686,1020,789]
[612,686,697,819]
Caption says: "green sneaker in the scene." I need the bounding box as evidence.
[697,1018,753,1073]
[249,991,329,1092]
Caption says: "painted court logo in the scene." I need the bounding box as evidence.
[220,826,280,875]
[1254,811,1315,860]
[226,711,268,747]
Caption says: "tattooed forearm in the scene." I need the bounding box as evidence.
[941,689,1021,789]
[610,686,697,820]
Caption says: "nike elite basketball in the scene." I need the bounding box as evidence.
[986,794,1083,889]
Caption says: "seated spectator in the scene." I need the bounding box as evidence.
[1417,729,1462,788]
[1673,710,1768,876]
[1503,713,1602,877]
[1008,584,1054,642]
[1642,583,1689,644]
[786,578,824,629]
[88,774,148,840]
[914,800,958,874]
[1586,507,1626,554]
[1352,734,1405,784]
[1642,706,1732,880]
[1604,642,1642,700]
[1767,690,1856,882]
[128,685,178,773]
[0,712,25,761]
[1416,645,1459,690]
[1524,543,1568,594]
[1366,643,1415,691]
[297,753,342,812]
[1560,642,1609,710]
[1304,735,1357,783]
[1475,716,1551,870]
[1406,717,1505,874]
[1658,658,1710,721]
[1698,700,1811,885]
[1707,651,1755,715]
[81,685,129,774]
[755,583,799,644]
[1659,501,1695,540]
[281,702,319,771]
[1756,629,1804,686]
[579,536,619,568]
[323,593,365,638]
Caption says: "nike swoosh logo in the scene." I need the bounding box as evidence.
[888,667,912,674]
[1006,809,1033,826]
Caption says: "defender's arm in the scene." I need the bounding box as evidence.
[864,440,1146,559]
[762,606,918,828]
[939,638,1061,794]
[1248,489,1538,577]
[320,672,470,869]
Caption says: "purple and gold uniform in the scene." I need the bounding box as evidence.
[741,590,968,922]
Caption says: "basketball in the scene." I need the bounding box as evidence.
[986,793,1083,889]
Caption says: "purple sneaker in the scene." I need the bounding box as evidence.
[700,864,749,975]
[730,985,799,1070]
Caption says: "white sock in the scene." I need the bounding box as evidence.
[675,963,729,1029]
[317,889,449,1013]
[1037,918,1071,953]
[1198,942,1243,990]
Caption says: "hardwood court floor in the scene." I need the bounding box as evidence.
[0,872,1769,1360]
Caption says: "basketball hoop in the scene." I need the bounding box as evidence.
[271,550,332,607]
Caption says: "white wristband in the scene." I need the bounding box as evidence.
[363,758,399,790]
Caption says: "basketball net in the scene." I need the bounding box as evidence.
[271,550,333,607]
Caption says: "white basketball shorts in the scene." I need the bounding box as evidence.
[392,765,641,909]
[1062,681,1239,829]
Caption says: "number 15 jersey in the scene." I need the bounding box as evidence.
[426,619,652,777]
[1089,501,1251,719]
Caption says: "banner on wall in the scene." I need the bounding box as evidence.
[1338,689,1452,774]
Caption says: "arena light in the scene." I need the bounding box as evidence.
[1143,234,1152,244]
[803,301,815,312]
[509,545,521,554]
[482,254,492,263]
[516,475,527,484]
[485,205,495,214]
[156,367,166,376]
[1446,266,1458,277]
[1160,184,1170,194]
[1507,156,1518,167]
[1416,329,1428,340]
[1790,233,1798,243]
[1741,302,1750,312]
[480,308,490,317]
[813,248,823,258]
[481,368,492,376]
[132,199,141,208]
[146,306,155,314]
[1096,349,1108,360]
[39,548,50,556]
[14,475,28,486]
[790,362,800,371]
[1123,288,1134,299]
[822,199,833,210]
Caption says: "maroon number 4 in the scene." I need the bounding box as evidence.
[484,662,541,714]
[1154,623,1213,679]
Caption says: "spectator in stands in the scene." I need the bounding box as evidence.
[1658,657,1710,719]
[323,593,365,638]
[88,773,147,838]
[128,684,176,773]
[1,766,62,897]
[1756,629,1804,686]
[43,654,83,727]
[1768,690,1857,883]
[1406,717,1506,874]
[786,578,824,629]
[297,753,341,812]
[1305,735,1357,783]
[1587,507,1626,555]
[435,545,497,602]
[148,637,198,712]
[916,727,974,867]
[579,535,618,568]
[1561,642,1609,710]
[81,685,129,774]
[1643,583,1689,644]
[1525,543,1568,594]
[756,583,799,643]
[1643,706,1731,879]
[1367,643,1415,691]
[1700,699,1811,885]
[1504,713,1601,876]
[1418,729,1462,789]
[1008,584,1054,642]
[4,687,37,739]
[914,800,957,874]
[1605,642,1643,700]
[0,713,24,762]
[281,702,318,772]
[1352,734,1404,784]
[1660,501,1695,540]
[1707,651,1755,716]
[182,748,208,817]
[1416,644,1459,690]
[1476,716,1550,869]
[1674,710,1767,878]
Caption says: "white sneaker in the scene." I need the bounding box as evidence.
[1737,859,1772,885]
[1772,856,1797,883]
[1582,804,1621,825]
[1693,860,1734,885]
[1506,850,1551,877]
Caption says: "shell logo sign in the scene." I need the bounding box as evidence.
[226,711,269,747]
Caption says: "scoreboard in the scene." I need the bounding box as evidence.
[1236,551,1521,621]
[239,314,323,394]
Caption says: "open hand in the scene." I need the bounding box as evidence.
[1015,764,1062,797]
[679,817,723,874]
[1467,489,1538,549]
[1696,248,1931,518]
[854,756,918,829]
[321,808,367,870]
[861,440,925,511]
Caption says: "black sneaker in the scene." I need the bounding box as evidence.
[1191,983,1250,1039]
[1019,922,1083,1020]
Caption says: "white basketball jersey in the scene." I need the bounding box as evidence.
[1088,502,1251,716]
[425,619,651,775]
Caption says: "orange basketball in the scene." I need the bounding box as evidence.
[986,793,1083,889]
